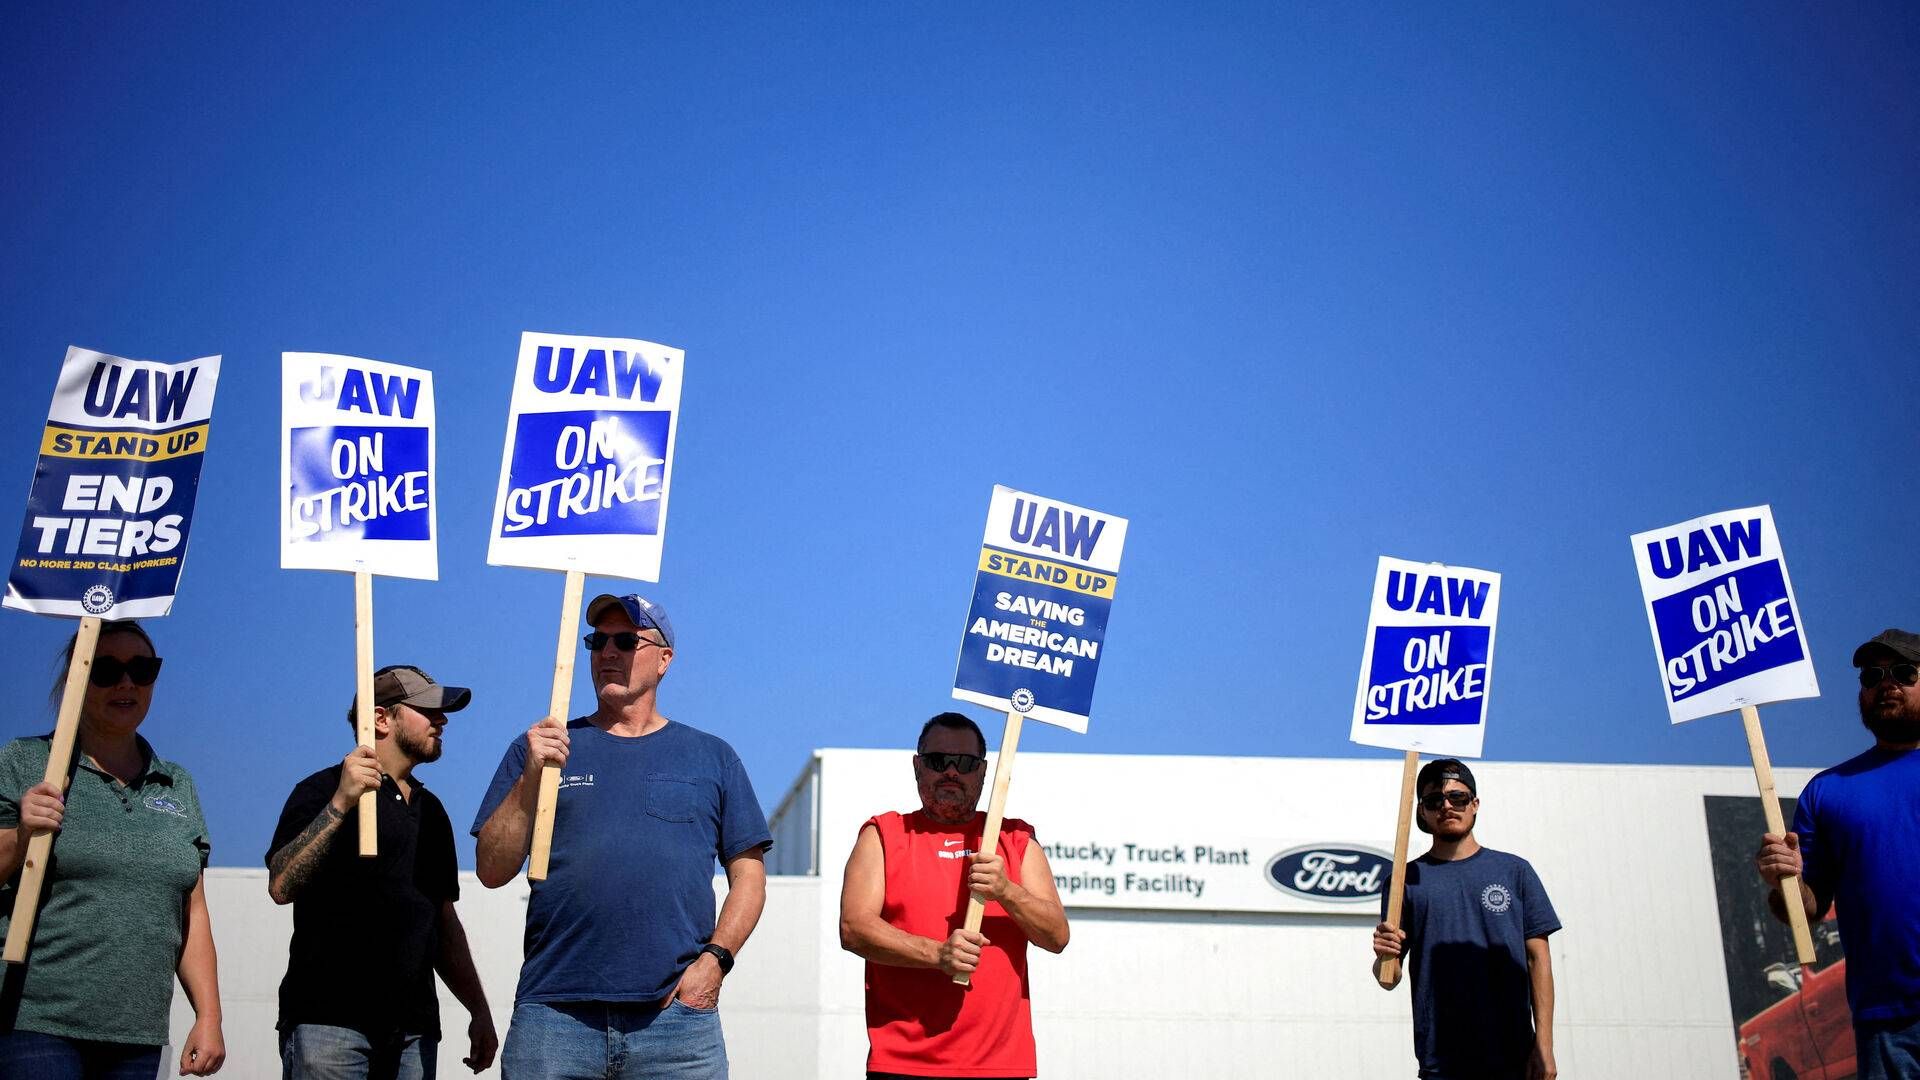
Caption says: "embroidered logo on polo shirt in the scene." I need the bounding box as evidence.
[1481,883,1513,914]
[144,795,189,818]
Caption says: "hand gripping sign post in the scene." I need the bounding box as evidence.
[1349,556,1501,988]
[488,331,684,881]
[3,346,222,964]
[1631,505,1819,964]
[950,486,1127,985]
[281,353,439,856]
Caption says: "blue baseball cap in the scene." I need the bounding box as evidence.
[585,593,675,649]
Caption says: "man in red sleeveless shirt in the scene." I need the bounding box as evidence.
[839,712,1071,1079]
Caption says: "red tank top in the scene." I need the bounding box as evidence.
[864,810,1036,1078]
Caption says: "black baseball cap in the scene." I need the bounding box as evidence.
[1852,629,1920,667]
[1417,758,1476,797]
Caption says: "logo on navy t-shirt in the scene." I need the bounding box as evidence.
[1480,883,1512,913]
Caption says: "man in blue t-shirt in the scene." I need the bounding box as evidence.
[473,594,771,1080]
[1756,628,1920,1079]
[1371,759,1560,1080]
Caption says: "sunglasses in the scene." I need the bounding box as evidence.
[1859,664,1920,689]
[1419,790,1474,812]
[90,655,163,688]
[582,631,668,652]
[916,752,984,775]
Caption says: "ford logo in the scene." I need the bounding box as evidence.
[1264,845,1392,903]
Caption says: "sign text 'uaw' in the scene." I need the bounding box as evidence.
[1630,505,1818,723]
[952,486,1128,734]
[6,347,222,619]
[1349,556,1501,759]
[487,331,684,581]
[280,353,438,580]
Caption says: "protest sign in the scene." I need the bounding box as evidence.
[1347,555,1500,987]
[1349,556,1501,759]
[487,331,683,581]
[6,347,221,619]
[948,486,1126,984]
[281,353,440,856]
[1630,505,1816,724]
[1631,505,1818,963]
[487,331,684,881]
[281,353,437,580]
[4,347,221,963]
[952,486,1127,734]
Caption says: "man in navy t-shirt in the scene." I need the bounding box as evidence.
[473,594,771,1080]
[1371,760,1560,1080]
[1756,628,1920,1079]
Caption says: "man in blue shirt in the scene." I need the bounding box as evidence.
[1756,628,1920,1079]
[473,594,771,1080]
[1371,760,1560,1080]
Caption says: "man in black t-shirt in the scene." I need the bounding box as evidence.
[266,665,498,1079]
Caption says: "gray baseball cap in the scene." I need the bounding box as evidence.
[1852,629,1920,666]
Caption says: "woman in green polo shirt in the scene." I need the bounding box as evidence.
[0,619,225,1078]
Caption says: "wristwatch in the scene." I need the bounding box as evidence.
[699,942,735,975]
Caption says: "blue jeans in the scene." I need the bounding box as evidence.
[0,1029,161,1080]
[1857,1014,1920,1080]
[280,1024,437,1080]
[502,1001,726,1080]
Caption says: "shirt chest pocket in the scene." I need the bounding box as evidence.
[643,773,703,824]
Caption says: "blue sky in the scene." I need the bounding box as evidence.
[2,4,1914,867]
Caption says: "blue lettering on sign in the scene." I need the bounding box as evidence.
[1008,498,1106,561]
[287,426,431,542]
[530,346,666,401]
[1646,517,1765,580]
[955,574,1110,718]
[82,363,199,424]
[1383,570,1490,619]
[501,410,670,537]
[1650,559,1801,701]
[1363,625,1491,726]
[298,366,421,418]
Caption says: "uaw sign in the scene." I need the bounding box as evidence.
[952,486,1127,733]
[1349,556,1502,759]
[1631,505,1817,723]
[6,347,222,619]
[281,353,438,579]
[487,331,684,580]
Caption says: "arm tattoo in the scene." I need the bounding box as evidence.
[268,804,345,901]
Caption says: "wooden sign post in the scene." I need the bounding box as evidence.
[952,711,1023,986]
[1742,705,1816,964]
[4,617,100,964]
[353,572,378,856]
[1376,749,1419,988]
[528,569,585,882]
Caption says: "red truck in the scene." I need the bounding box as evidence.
[1736,917,1852,1080]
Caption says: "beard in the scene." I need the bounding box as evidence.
[397,726,442,764]
[1861,700,1920,744]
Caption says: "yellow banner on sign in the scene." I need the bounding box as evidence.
[39,424,211,462]
[977,547,1118,598]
